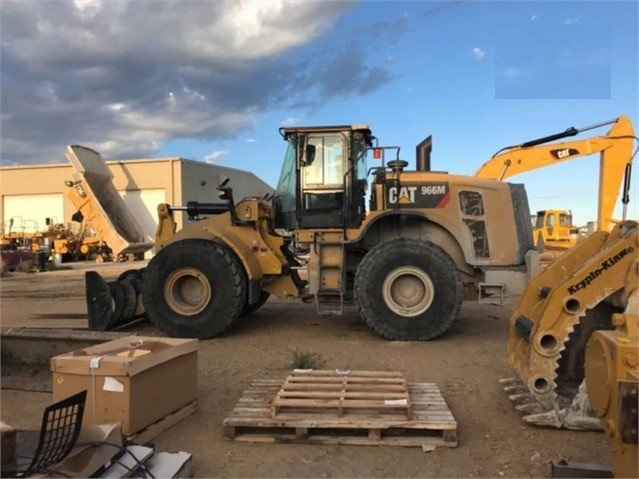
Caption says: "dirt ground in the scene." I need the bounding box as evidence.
[0,263,610,478]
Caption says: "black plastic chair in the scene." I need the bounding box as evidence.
[3,390,87,477]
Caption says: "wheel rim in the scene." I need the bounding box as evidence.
[164,267,212,316]
[382,266,434,317]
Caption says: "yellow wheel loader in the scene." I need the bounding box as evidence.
[87,123,541,337]
[87,117,636,351]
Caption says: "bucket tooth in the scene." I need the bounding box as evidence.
[498,377,522,386]
[503,384,528,394]
[515,402,545,414]
[508,392,536,404]
[522,410,564,428]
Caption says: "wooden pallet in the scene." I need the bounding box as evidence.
[272,370,412,419]
[127,401,198,445]
[223,376,457,448]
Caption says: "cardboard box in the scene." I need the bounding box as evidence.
[50,336,198,436]
[51,423,123,478]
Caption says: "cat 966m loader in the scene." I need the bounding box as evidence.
[87,123,539,338]
[88,116,635,347]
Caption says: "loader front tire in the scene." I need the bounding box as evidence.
[354,238,463,340]
[142,239,247,338]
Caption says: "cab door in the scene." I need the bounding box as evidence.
[299,133,347,228]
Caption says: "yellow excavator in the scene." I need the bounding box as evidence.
[474,116,635,248]
[491,117,638,477]
[495,117,637,451]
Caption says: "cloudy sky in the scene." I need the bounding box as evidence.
[1,0,637,225]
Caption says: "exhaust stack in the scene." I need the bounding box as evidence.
[416,135,432,171]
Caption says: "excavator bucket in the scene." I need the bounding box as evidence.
[504,220,638,430]
[65,145,154,259]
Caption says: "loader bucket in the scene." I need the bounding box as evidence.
[65,145,154,258]
[85,270,144,331]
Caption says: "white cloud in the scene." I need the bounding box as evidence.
[530,14,538,21]
[73,0,102,19]
[204,150,230,164]
[1,0,390,164]
[472,47,486,60]
[564,14,584,25]
[246,139,258,143]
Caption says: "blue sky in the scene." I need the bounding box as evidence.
[2,0,637,226]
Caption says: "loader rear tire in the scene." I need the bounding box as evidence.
[142,239,247,338]
[354,238,463,340]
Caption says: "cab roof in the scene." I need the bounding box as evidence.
[279,124,371,137]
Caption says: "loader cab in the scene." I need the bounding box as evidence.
[273,125,372,230]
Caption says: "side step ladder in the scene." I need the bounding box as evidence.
[312,231,345,315]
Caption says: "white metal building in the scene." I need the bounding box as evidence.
[0,157,274,250]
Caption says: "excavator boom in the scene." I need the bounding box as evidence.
[474,116,635,232]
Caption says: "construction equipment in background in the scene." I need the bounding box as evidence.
[474,116,635,244]
[1,215,113,265]
[532,209,581,250]
[1,217,41,251]
[86,122,541,337]
[64,145,154,262]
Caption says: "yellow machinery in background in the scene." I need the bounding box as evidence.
[475,116,634,249]
[532,209,580,250]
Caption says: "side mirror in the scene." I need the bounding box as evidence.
[217,174,230,187]
[305,144,316,166]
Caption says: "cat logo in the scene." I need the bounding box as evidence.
[550,148,579,160]
[388,186,417,204]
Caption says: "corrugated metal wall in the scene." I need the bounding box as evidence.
[1,160,180,233]
[1,157,274,239]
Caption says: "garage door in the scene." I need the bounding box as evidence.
[3,194,64,234]
[118,189,165,245]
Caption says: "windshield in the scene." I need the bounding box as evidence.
[534,213,546,228]
[559,214,572,227]
[272,139,297,229]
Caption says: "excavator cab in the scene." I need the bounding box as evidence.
[273,125,373,230]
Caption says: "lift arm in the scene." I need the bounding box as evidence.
[473,116,635,232]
